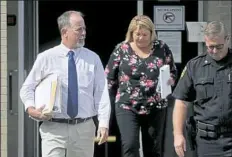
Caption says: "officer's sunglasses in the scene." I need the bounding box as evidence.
[206,44,224,50]
[206,35,230,51]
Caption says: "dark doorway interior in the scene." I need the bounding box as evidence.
[39,1,137,157]
[144,1,198,157]
[144,0,198,78]
[39,1,198,157]
[39,1,137,66]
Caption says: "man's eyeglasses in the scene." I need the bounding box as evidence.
[72,27,86,33]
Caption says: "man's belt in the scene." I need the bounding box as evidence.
[49,117,92,125]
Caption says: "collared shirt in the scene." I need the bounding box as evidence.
[20,43,111,128]
[172,48,232,126]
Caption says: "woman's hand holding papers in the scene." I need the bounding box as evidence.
[167,77,175,86]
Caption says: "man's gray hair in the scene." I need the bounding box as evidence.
[204,21,229,38]
[57,10,83,34]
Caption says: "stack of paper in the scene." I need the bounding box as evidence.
[34,74,62,116]
[159,65,172,99]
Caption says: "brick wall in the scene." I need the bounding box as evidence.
[203,1,232,47]
[0,1,7,157]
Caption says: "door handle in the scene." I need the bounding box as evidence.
[8,69,18,115]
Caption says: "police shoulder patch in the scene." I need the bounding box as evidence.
[180,66,187,79]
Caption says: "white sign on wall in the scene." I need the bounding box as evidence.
[186,22,207,42]
[154,6,185,30]
[158,31,182,63]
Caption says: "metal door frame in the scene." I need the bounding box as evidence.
[18,1,39,157]
[18,2,25,157]
[137,0,143,15]
[198,1,204,55]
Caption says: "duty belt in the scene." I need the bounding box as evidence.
[197,121,232,138]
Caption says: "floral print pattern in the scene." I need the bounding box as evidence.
[105,40,177,114]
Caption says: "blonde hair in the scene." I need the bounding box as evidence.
[125,15,157,43]
[204,21,229,39]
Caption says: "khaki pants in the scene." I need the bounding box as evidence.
[39,119,96,157]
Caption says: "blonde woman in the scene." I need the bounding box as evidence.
[105,15,177,157]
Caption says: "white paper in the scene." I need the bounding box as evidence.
[34,73,62,116]
[159,65,172,99]
[186,22,207,42]
[158,31,182,63]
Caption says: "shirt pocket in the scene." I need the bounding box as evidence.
[78,71,94,88]
[195,77,214,100]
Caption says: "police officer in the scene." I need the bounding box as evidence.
[172,21,232,157]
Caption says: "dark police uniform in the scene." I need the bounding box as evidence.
[173,48,232,157]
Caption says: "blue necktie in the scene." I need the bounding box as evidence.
[67,51,78,118]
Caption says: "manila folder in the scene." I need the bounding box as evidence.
[34,74,61,116]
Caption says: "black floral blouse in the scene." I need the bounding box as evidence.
[105,40,177,114]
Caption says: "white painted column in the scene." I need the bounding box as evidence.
[137,0,143,157]
[137,0,143,15]
[137,1,144,156]
[198,1,204,55]
[18,1,25,157]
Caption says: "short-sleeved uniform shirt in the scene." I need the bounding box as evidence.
[173,48,232,125]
